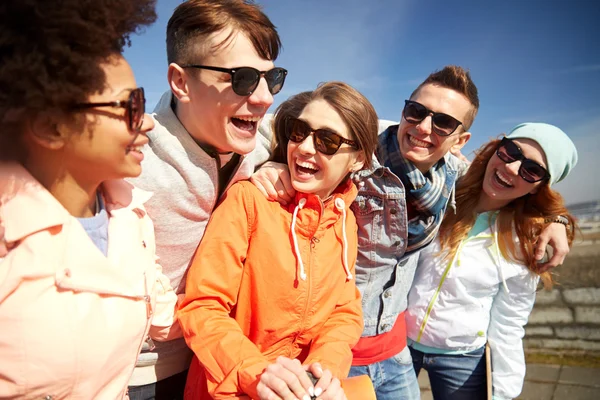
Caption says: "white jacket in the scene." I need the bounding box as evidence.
[406,218,539,400]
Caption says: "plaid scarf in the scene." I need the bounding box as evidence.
[378,126,451,253]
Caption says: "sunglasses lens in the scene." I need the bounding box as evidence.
[403,101,427,123]
[288,119,311,142]
[266,68,287,95]
[520,160,547,183]
[432,114,460,136]
[129,88,145,132]
[314,130,343,155]
[498,139,521,163]
[232,67,260,96]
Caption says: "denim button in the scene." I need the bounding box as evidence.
[381,323,390,331]
[384,290,392,298]
[390,208,397,214]
[393,240,402,247]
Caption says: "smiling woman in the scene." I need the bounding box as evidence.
[0,1,182,399]
[178,81,379,400]
[406,123,579,400]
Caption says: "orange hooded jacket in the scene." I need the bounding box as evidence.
[178,180,363,399]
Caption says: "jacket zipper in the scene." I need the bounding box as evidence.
[415,233,494,342]
[415,239,467,342]
[295,236,317,345]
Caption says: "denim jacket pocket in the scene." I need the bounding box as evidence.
[352,194,384,246]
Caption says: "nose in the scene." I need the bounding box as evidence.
[297,133,317,155]
[140,113,155,133]
[416,114,433,135]
[248,76,274,108]
[505,159,521,176]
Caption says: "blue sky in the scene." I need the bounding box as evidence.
[124,0,600,205]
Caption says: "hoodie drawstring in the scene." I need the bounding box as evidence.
[291,198,307,280]
[290,197,353,282]
[449,182,457,214]
[492,226,510,293]
[335,198,353,281]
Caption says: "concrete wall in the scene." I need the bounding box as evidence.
[524,243,600,358]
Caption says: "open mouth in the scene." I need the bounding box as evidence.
[295,160,320,176]
[494,170,513,188]
[231,115,260,132]
[408,135,432,148]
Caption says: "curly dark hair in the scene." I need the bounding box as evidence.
[0,0,157,161]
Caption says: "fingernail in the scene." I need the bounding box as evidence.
[314,388,323,397]
[308,387,314,397]
[303,395,311,400]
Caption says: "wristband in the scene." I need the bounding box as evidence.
[545,215,572,232]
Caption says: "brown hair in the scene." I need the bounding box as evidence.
[410,65,479,130]
[437,138,576,289]
[271,81,379,169]
[166,0,281,64]
[0,0,156,162]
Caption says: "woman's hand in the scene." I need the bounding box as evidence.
[535,222,570,272]
[305,362,347,400]
[251,161,296,205]
[256,356,314,400]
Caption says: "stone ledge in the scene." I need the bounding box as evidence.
[535,289,562,305]
[525,338,600,351]
[555,326,600,340]
[525,326,554,337]
[574,307,600,324]
[563,288,600,305]
[529,307,574,324]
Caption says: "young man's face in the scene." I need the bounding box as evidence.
[397,83,472,173]
[179,29,276,154]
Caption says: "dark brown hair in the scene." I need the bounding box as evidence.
[437,137,576,289]
[0,0,157,161]
[166,0,281,65]
[271,81,379,169]
[410,65,479,130]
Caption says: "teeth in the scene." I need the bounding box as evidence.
[409,135,432,148]
[234,115,261,122]
[297,160,319,171]
[495,170,513,186]
[128,145,143,152]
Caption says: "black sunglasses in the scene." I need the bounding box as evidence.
[74,87,145,132]
[181,65,288,96]
[286,117,359,156]
[403,100,463,136]
[497,137,550,183]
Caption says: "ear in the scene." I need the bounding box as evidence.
[451,131,471,153]
[350,152,366,172]
[168,63,192,104]
[25,113,68,150]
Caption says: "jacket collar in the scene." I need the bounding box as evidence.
[290,178,358,230]
[0,163,152,243]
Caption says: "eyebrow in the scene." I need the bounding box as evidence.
[297,118,341,136]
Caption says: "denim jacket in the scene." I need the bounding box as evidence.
[350,124,467,337]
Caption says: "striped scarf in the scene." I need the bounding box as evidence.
[378,126,451,253]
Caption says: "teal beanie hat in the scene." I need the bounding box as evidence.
[507,122,578,186]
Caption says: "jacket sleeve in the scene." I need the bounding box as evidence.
[303,220,364,378]
[254,114,274,167]
[177,184,270,399]
[488,269,538,400]
[148,263,183,341]
[139,205,182,341]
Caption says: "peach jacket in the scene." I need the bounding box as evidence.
[0,163,181,400]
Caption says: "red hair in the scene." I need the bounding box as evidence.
[437,138,576,288]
